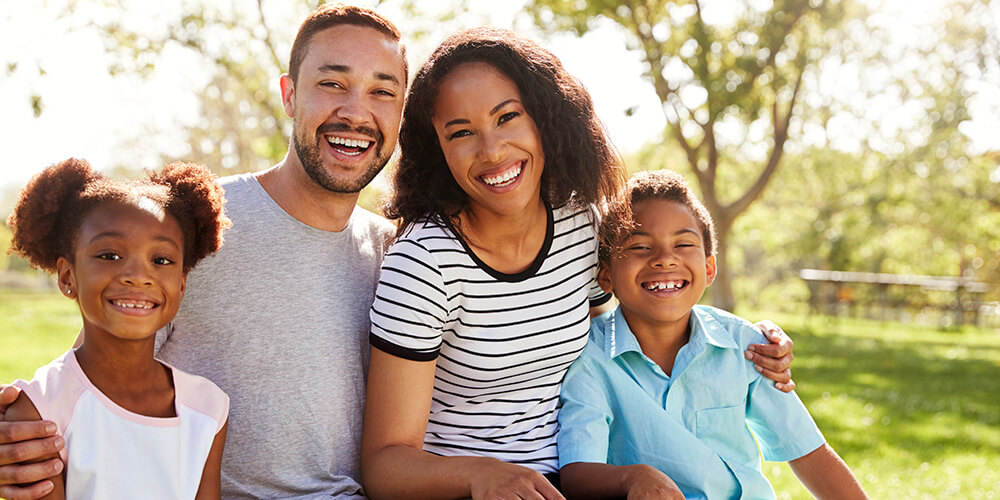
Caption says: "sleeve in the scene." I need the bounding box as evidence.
[369,235,449,362]
[557,351,613,468]
[745,363,826,462]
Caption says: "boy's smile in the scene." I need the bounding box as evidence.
[599,199,717,338]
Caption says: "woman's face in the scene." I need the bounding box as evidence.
[431,62,545,219]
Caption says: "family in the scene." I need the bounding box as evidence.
[0,4,867,499]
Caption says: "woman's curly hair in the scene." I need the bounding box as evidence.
[7,158,231,273]
[384,27,624,228]
[599,169,716,267]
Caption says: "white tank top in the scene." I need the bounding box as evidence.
[13,350,228,500]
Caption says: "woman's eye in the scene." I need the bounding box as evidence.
[97,253,121,261]
[448,129,472,140]
[498,111,519,124]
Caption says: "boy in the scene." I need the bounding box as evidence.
[557,170,867,499]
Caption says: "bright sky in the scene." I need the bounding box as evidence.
[1,0,997,197]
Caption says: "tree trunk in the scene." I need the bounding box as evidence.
[711,217,736,312]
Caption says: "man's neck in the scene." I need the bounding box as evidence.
[255,154,360,232]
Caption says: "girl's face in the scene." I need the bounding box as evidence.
[431,62,545,219]
[58,200,187,343]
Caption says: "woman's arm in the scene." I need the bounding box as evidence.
[788,444,868,500]
[2,392,64,500]
[194,421,228,500]
[361,347,563,500]
[746,320,796,392]
[561,462,683,500]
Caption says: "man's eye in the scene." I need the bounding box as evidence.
[320,81,343,89]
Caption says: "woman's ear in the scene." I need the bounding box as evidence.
[56,256,77,299]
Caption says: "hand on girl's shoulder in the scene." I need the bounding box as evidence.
[4,391,42,423]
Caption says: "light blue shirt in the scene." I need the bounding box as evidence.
[557,305,825,499]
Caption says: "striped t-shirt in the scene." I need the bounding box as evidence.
[370,205,610,473]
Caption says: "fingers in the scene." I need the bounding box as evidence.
[0,479,56,500]
[752,364,796,393]
[0,432,64,468]
[0,421,60,449]
[751,321,794,358]
[0,386,19,419]
[0,457,63,487]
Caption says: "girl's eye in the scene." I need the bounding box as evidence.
[97,252,121,261]
[498,111,519,124]
[153,257,174,265]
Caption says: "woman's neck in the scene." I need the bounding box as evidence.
[456,197,548,275]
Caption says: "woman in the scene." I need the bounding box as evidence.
[361,28,793,499]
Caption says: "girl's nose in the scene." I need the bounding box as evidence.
[478,130,509,164]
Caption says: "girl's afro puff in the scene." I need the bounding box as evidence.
[7,158,231,274]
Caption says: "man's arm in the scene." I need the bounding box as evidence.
[1,389,64,500]
[788,444,868,500]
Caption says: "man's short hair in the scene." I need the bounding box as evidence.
[288,3,407,83]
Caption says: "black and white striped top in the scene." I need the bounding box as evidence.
[369,205,611,473]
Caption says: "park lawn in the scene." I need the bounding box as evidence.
[2,289,998,498]
[1,289,80,382]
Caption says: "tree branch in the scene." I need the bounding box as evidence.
[727,67,804,216]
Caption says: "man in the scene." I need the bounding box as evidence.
[0,5,406,499]
[0,4,794,499]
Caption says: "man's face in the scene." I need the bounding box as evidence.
[281,24,406,193]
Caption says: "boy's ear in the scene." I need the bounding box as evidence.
[705,254,717,286]
[56,257,77,299]
[597,264,614,293]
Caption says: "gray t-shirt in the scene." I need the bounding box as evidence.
[155,174,394,499]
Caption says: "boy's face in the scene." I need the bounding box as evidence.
[598,199,717,335]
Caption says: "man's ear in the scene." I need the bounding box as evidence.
[597,264,614,294]
[705,254,717,286]
[56,256,77,299]
[279,74,295,118]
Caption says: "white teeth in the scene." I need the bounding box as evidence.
[112,300,155,309]
[327,136,372,149]
[644,281,685,291]
[482,164,522,186]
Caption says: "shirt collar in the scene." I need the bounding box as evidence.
[604,306,739,360]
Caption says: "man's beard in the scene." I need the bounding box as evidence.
[293,122,390,193]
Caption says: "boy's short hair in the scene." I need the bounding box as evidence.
[599,169,716,265]
[288,3,407,84]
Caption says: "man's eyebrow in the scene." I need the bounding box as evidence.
[317,65,400,85]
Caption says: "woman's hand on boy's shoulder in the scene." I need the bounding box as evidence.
[0,385,65,500]
[746,320,796,393]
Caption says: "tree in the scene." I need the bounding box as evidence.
[528,0,866,310]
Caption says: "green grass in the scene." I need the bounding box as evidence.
[2,291,998,498]
[1,289,80,382]
[740,311,1000,499]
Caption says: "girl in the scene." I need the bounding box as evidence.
[5,158,231,500]
[361,28,796,499]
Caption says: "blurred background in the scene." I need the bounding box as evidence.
[2,1,998,498]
